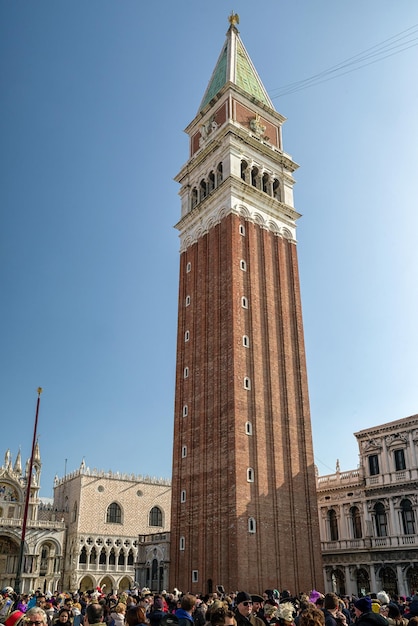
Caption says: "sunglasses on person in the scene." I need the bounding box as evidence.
[242,602,253,606]
[26,621,44,626]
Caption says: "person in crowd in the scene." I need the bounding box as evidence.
[53,609,72,626]
[209,607,236,626]
[323,594,346,626]
[192,598,205,626]
[275,602,296,626]
[377,597,390,612]
[16,595,29,614]
[298,607,325,626]
[149,597,166,626]
[125,606,147,626]
[3,610,26,626]
[175,595,196,626]
[85,604,105,626]
[44,603,56,626]
[386,604,408,626]
[234,592,254,626]
[109,604,125,626]
[251,596,267,626]
[353,597,388,626]
[25,608,49,626]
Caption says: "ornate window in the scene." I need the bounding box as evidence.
[248,517,256,533]
[394,449,406,471]
[401,499,415,535]
[374,502,388,537]
[262,172,270,194]
[247,468,254,482]
[241,160,249,182]
[241,296,248,309]
[217,162,223,183]
[350,506,362,539]
[79,546,87,564]
[328,509,339,541]
[245,421,253,435]
[273,178,281,200]
[89,547,97,564]
[208,171,215,192]
[191,188,198,209]
[244,377,251,390]
[106,502,122,524]
[243,335,249,348]
[368,454,380,476]
[149,506,163,527]
[99,547,106,565]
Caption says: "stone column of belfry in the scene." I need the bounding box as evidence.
[170,14,323,594]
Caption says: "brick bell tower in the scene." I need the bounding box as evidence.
[169,14,323,594]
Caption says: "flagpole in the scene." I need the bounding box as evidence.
[15,387,43,594]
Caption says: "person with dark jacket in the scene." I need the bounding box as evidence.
[323,593,346,626]
[149,597,166,626]
[354,598,388,626]
[235,592,260,626]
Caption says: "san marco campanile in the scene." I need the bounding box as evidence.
[169,14,323,594]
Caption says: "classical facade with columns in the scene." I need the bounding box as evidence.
[317,413,418,597]
[53,462,171,592]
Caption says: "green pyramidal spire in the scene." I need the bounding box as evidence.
[199,13,274,112]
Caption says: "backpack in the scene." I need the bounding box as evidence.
[160,614,180,626]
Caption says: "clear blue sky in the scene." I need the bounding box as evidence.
[1,1,418,497]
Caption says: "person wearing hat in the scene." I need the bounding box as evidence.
[354,598,388,626]
[3,611,25,626]
[148,597,165,626]
[235,593,264,626]
[251,596,267,626]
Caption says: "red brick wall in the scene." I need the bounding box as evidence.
[170,214,322,594]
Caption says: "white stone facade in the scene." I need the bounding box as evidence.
[53,463,171,592]
[0,450,171,594]
[317,413,418,597]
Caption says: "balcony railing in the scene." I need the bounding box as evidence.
[322,534,417,551]
[0,518,66,530]
[76,563,135,572]
[317,469,362,488]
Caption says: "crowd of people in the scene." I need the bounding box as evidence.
[1,585,418,626]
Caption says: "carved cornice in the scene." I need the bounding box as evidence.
[365,482,418,497]
[385,432,408,447]
[361,438,382,452]
[355,415,418,441]
[175,178,300,251]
